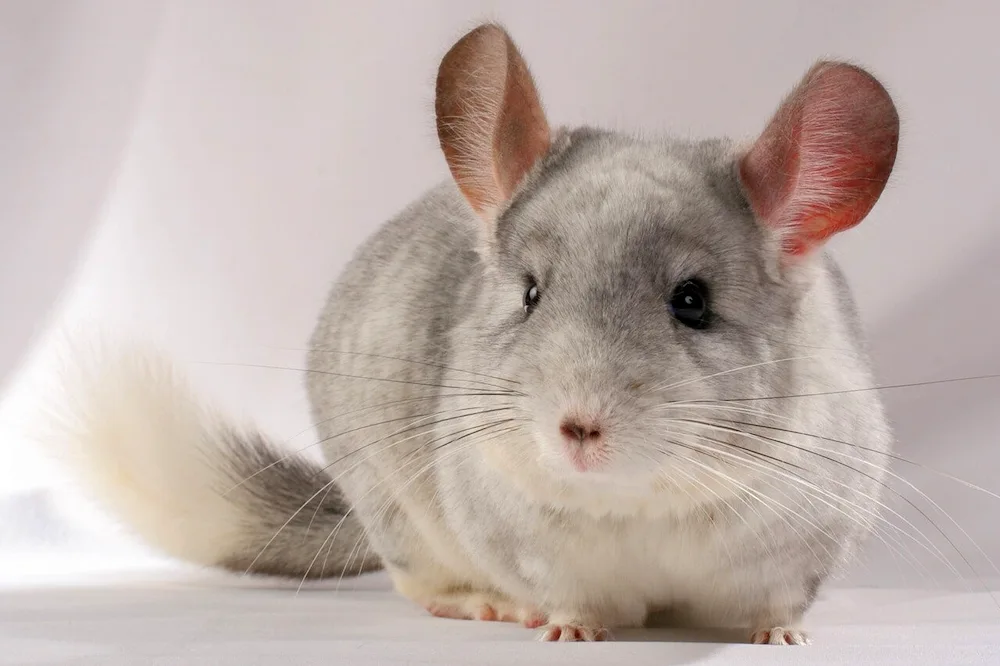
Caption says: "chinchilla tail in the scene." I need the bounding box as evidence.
[36,338,380,579]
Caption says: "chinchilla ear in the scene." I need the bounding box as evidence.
[739,61,899,259]
[435,23,551,227]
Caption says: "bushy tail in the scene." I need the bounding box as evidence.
[37,339,381,579]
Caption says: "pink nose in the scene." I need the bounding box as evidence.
[559,418,602,445]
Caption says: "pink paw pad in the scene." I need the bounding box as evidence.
[522,612,547,629]
[425,603,469,620]
[751,627,811,646]
[475,605,498,622]
[538,624,610,642]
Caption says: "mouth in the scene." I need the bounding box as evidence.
[562,441,607,473]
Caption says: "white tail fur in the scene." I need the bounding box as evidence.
[34,337,379,578]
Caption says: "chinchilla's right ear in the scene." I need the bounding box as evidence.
[434,23,551,229]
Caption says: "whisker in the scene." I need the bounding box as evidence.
[641,355,818,397]
[650,400,797,425]
[660,425,952,578]
[241,475,340,577]
[721,418,1000,503]
[192,360,526,396]
[226,400,517,495]
[297,419,522,590]
[721,418,1000,578]
[656,435,840,566]
[301,407,522,538]
[288,345,522,387]
[719,372,1000,402]
[340,424,525,583]
[651,453,742,576]
[314,406,520,478]
[242,408,522,576]
[665,418,963,577]
[653,441,806,599]
[326,421,523,592]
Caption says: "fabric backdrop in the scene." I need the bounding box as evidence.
[1,0,998,601]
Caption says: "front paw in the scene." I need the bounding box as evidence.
[750,627,811,645]
[422,591,546,628]
[537,622,611,642]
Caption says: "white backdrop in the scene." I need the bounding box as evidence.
[2,0,999,592]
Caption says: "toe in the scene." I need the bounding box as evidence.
[522,611,548,629]
[537,623,610,642]
[751,627,811,646]
[538,625,562,642]
[476,604,498,621]
[426,603,467,620]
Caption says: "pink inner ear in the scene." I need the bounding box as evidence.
[740,62,899,257]
[493,39,551,201]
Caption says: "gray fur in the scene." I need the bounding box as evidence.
[214,428,380,578]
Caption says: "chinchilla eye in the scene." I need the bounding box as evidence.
[523,281,540,315]
[669,279,710,329]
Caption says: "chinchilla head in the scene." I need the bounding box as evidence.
[435,24,898,503]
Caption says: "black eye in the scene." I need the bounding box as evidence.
[669,279,710,329]
[523,281,541,314]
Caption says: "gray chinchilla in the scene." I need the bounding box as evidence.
[44,23,898,644]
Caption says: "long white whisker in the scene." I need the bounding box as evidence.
[642,355,818,397]
[226,400,517,495]
[244,408,523,578]
[652,438,799,602]
[666,429,929,580]
[299,419,522,591]
[330,422,523,593]
[657,435,836,567]
[724,418,1000,579]
[301,406,520,537]
[662,420,962,578]
[685,417,988,582]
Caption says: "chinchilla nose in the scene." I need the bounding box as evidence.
[559,416,603,446]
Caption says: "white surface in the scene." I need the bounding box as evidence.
[2,2,1000,664]
[2,489,999,665]
[2,576,1000,665]
[1,560,999,666]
